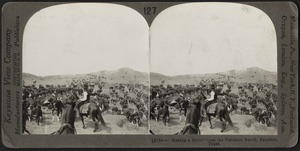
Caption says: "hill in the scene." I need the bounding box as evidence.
[150,67,277,85]
[23,67,276,86]
[23,68,149,86]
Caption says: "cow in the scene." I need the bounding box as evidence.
[111,107,121,115]
[240,106,251,115]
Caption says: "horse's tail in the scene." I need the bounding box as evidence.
[225,111,233,126]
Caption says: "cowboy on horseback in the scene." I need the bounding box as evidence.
[200,84,217,118]
[77,84,91,114]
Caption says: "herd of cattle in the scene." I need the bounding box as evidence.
[149,81,278,128]
[22,82,149,133]
[22,79,278,134]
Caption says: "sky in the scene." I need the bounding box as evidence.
[23,3,277,77]
[23,3,149,76]
[150,3,277,76]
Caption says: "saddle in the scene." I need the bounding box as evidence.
[79,103,90,114]
[207,102,218,114]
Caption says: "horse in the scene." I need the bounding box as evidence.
[35,105,44,125]
[157,104,170,126]
[199,95,233,132]
[77,97,106,132]
[150,100,158,120]
[176,88,204,135]
[178,99,188,122]
[22,98,31,134]
[51,93,77,135]
[27,105,36,122]
[51,101,60,122]
[51,98,64,122]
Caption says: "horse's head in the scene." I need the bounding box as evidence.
[198,90,207,100]
[65,94,77,109]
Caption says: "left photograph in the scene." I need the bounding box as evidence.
[22,3,150,135]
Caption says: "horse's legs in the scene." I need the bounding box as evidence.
[80,114,86,128]
[166,116,169,126]
[36,117,39,125]
[266,117,271,127]
[41,117,45,126]
[208,115,213,129]
[179,113,182,122]
[199,115,203,127]
[184,109,187,121]
[219,114,226,132]
[93,121,99,132]
[178,109,182,122]
[39,116,45,125]
[92,115,99,132]
[98,112,106,126]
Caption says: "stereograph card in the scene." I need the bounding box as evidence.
[1,0,298,148]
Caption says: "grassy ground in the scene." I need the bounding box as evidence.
[149,108,277,135]
[26,103,148,135]
[26,106,277,135]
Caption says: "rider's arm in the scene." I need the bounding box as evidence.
[206,91,215,101]
[80,91,87,101]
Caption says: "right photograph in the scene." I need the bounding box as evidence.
[149,3,278,135]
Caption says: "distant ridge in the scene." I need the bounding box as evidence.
[23,67,149,86]
[23,67,276,86]
[150,67,277,85]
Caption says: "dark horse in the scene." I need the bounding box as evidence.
[175,89,204,135]
[178,99,188,122]
[51,93,77,135]
[77,97,106,132]
[199,95,233,132]
[157,104,170,126]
